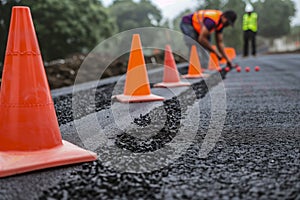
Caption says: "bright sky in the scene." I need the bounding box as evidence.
[102,0,300,26]
[293,0,300,26]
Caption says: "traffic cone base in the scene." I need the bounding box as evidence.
[0,140,97,178]
[182,73,210,79]
[154,81,190,88]
[208,64,222,71]
[113,94,164,103]
[208,67,222,71]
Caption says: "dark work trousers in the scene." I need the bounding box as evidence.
[243,30,256,56]
[180,21,210,68]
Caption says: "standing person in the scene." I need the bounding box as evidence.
[243,4,258,57]
[180,9,237,67]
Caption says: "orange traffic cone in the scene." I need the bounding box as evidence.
[220,47,236,64]
[0,6,97,178]
[208,52,221,71]
[113,34,164,103]
[226,47,236,59]
[182,45,209,79]
[154,45,190,87]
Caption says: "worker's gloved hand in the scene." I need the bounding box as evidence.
[215,52,223,61]
[226,60,233,68]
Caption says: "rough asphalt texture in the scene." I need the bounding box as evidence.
[0,54,299,199]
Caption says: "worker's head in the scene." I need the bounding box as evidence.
[221,10,237,27]
[245,4,254,13]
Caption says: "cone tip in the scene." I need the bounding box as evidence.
[164,45,171,52]
[131,34,142,51]
[12,6,30,10]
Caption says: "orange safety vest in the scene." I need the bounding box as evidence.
[192,10,223,34]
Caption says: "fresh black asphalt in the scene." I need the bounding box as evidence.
[0,54,299,200]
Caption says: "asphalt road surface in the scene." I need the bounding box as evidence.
[0,54,299,200]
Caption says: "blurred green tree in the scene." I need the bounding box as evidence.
[254,0,296,38]
[222,0,246,51]
[109,0,162,32]
[291,25,300,34]
[172,9,192,32]
[0,0,116,62]
[197,0,224,10]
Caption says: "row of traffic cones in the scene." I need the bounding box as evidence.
[113,34,222,103]
[0,6,209,177]
[0,6,235,177]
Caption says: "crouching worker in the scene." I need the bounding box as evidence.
[180,9,237,67]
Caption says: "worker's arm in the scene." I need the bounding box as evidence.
[198,26,222,59]
[215,32,232,67]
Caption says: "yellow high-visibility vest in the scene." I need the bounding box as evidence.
[243,12,258,32]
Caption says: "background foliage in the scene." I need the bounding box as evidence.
[0,0,296,65]
[109,0,162,32]
[0,0,117,62]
